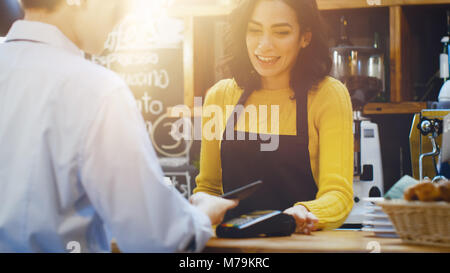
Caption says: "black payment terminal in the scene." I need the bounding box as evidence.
[216,210,296,238]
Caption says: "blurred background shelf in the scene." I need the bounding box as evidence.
[169,0,450,17]
[317,0,450,10]
[177,0,450,106]
[364,102,427,115]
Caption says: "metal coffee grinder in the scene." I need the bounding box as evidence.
[330,38,385,227]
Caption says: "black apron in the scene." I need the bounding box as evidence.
[221,88,318,219]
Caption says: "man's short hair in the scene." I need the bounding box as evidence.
[21,0,62,11]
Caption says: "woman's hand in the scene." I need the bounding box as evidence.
[284,205,318,235]
[190,192,239,225]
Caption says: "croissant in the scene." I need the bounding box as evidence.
[415,182,442,201]
[438,180,450,202]
[404,182,441,202]
[403,185,419,201]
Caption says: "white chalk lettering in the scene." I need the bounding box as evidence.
[119,70,169,89]
[135,92,164,116]
[92,52,159,69]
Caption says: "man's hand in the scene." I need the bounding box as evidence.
[284,205,318,235]
[190,192,239,225]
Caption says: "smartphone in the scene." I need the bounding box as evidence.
[220,180,263,200]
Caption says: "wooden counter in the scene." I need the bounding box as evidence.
[204,230,450,253]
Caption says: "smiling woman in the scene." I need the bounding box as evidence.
[224,0,331,97]
[194,0,355,233]
[245,1,306,90]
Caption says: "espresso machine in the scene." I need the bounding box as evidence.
[409,10,450,181]
[330,43,386,226]
[410,83,450,182]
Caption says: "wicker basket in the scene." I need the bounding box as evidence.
[376,200,450,247]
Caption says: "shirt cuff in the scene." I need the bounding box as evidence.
[178,205,213,253]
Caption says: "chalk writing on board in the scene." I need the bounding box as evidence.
[136,92,164,116]
[92,52,159,69]
[118,70,169,89]
[92,11,186,158]
[151,113,193,158]
[104,15,184,52]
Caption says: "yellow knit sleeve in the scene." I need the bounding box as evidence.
[296,79,354,230]
[193,79,238,196]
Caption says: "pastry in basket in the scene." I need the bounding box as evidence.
[403,185,419,201]
[404,181,441,202]
[438,180,450,202]
[415,182,442,201]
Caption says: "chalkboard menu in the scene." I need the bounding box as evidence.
[92,15,189,158]
[91,14,195,197]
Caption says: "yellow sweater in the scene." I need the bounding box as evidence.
[194,77,354,230]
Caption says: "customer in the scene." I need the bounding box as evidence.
[0,0,237,253]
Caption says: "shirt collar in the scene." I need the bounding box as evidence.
[6,20,84,57]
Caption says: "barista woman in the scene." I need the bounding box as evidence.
[194,0,354,234]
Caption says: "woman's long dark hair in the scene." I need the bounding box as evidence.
[222,0,331,99]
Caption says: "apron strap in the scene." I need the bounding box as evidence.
[223,89,252,139]
[296,89,309,144]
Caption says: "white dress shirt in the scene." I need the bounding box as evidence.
[0,20,212,253]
